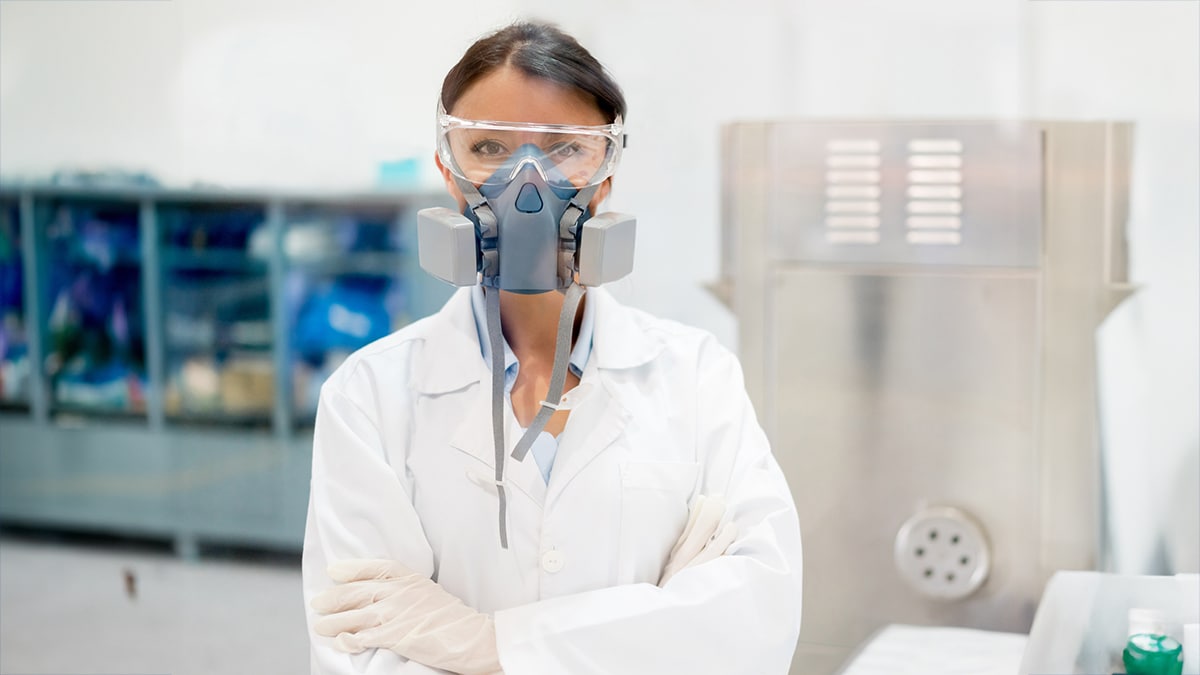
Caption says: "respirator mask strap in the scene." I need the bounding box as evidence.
[509,282,585,464]
[556,184,599,285]
[483,285,508,548]
[483,281,585,549]
[559,184,599,238]
[454,178,501,282]
[457,177,492,230]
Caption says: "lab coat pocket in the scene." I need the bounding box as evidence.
[617,461,699,585]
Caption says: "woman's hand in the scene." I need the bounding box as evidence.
[658,495,739,587]
[312,559,504,675]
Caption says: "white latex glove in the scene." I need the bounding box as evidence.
[312,559,503,675]
[658,494,739,587]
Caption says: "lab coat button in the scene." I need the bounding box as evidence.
[541,550,565,573]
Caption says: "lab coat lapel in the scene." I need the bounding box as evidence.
[504,417,549,508]
[448,384,546,508]
[448,383,499,471]
[431,288,513,492]
[546,372,631,506]
[542,287,656,504]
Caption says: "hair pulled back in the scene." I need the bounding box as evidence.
[441,21,626,124]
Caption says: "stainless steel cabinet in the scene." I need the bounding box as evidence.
[719,121,1135,675]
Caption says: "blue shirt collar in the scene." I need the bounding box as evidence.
[470,286,595,393]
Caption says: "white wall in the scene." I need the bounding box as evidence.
[2,0,1196,573]
[0,1,517,189]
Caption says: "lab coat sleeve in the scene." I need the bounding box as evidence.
[493,337,804,675]
[303,369,451,675]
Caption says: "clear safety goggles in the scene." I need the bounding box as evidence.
[437,102,624,190]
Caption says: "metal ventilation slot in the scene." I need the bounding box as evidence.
[907,170,962,184]
[908,138,963,153]
[827,155,882,168]
[906,231,962,245]
[827,185,881,199]
[827,216,882,229]
[828,201,880,214]
[907,185,961,200]
[906,216,962,229]
[824,139,882,245]
[828,139,881,154]
[827,170,882,184]
[906,139,965,245]
[827,230,881,244]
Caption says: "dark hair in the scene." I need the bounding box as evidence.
[441,21,626,124]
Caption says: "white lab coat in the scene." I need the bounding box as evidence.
[303,286,803,675]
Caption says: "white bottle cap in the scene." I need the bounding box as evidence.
[1129,608,1167,637]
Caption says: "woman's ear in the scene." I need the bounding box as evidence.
[588,177,613,214]
[435,152,467,211]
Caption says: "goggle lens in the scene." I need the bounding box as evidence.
[437,110,624,189]
[445,128,616,188]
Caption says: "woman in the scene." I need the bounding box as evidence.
[304,21,802,675]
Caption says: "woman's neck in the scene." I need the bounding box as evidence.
[498,289,584,363]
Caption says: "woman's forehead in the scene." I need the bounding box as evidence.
[451,66,606,127]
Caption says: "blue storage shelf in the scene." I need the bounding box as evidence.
[0,184,456,555]
[0,196,26,409]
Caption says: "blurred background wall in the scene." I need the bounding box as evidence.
[1,0,1195,574]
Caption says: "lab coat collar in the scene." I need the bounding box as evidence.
[586,286,666,370]
[410,285,662,395]
[409,288,483,395]
[545,363,631,506]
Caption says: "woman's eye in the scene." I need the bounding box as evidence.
[547,142,582,159]
[471,140,508,157]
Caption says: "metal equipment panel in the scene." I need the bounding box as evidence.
[769,267,1041,651]
[767,122,1042,268]
[720,119,1132,675]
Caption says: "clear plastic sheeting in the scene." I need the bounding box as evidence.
[1019,572,1200,675]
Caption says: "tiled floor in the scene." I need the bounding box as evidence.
[0,533,309,675]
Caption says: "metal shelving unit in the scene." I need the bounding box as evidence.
[0,183,455,556]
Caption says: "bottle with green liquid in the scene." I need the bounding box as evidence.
[1122,609,1184,675]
